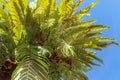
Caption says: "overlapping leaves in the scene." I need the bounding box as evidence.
[0,0,118,80]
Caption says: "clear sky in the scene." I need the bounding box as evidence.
[79,0,120,80]
[29,0,120,80]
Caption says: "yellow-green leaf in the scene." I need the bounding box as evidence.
[88,25,109,31]
[79,20,97,27]
[73,0,98,19]
[80,0,98,13]
[0,29,6,35]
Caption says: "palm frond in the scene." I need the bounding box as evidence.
[12,44,49,80]
[73,0,98,19]
[11,56,49,80]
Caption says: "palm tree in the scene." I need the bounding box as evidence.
[0,0,118,80]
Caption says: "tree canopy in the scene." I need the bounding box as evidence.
[0,0,119,80]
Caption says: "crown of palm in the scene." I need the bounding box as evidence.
[0,0,117,80]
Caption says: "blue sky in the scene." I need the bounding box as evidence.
[79,0,120,80]
[29,0,120,80]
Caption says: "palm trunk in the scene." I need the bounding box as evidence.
[0,60,17,80]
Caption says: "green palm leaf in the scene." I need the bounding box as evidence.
[11,56,49,80]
